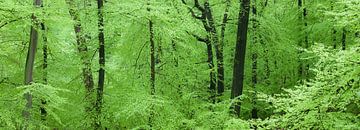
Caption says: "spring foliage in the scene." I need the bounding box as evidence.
[0,0,359,129]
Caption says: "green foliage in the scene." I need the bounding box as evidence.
[260,44,360,129]
[0,83,68,129]
[1,0,359,129]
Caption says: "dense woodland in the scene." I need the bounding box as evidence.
[0,0,359,129]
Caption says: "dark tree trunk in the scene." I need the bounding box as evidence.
[333,29,337,49]
[23,0,41,125]
[181,0,217,103]
[298,0,308,82]
[40,21,47,121]
[148,2,156,127]
[251,0,258,119]
[95,0,105,129]
[206,39,216,103]
[202,0,217,103]
[172,40,182,97]
[231,0,250,117]
[217,0,230,97]
[148,19,156,128]
[342,28,346,50]
[204,0,222,97]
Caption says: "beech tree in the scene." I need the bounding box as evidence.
[231,0,251,117]
[23,0,41,126]
[0,0,358,129]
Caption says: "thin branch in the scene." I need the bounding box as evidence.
[186,31,209,43]
[0,18,20,29]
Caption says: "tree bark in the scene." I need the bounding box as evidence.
[217,0,230,97]
[23,0,41,125]
[231,0,250,117]
[95,0,105,129]
[251,0,258,119]
[181,0,216,103]
[65,0,95,127]
[298,0,308,82]
[40,21,47,121]
[342,28,346,50]
[148,1,156,127]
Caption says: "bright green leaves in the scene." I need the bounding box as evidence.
[262,44,360,129]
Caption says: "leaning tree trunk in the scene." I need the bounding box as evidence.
[95,0,105,129]
[231,0,250,117]
[23,0,41,127]
[204,0,224,98]
[181,0,217,103]
[65,0,96,127]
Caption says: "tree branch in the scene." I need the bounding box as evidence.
[0,18,20,29]
[186,31,209,43]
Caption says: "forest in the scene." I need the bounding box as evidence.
[0,0,359,129]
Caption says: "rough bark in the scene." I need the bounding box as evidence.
[231,0,250,117]
[217,0,230,97]
[95,0,105,129]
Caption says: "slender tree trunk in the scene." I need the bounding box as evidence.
[217,0,230,97]
[331,1,337,49]
[148,1,156,127]
[298,0,308,82]
[341,28,346,50]
[181,0,217,103]
[172,40,182,97]
[333,29,337,49]
[23,0,41,126]
[95,0,105,129]
[231,0,250,117]
[251,0,258,119]
[66,0,95,127]
[202,1,217,103]
[40,22,47,121]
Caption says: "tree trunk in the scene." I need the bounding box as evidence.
[331,1,337,49]
[40,21,47,121]
[231,0,250,117]
[251,0,258,119]
[148,1,156,127]
[95,0,105,129]
[342,28,346,50]
[65,0,95,127]
[181,0,217,103]
[298,0,308,82]
[23,0,41,126]
[218,0,230,97]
